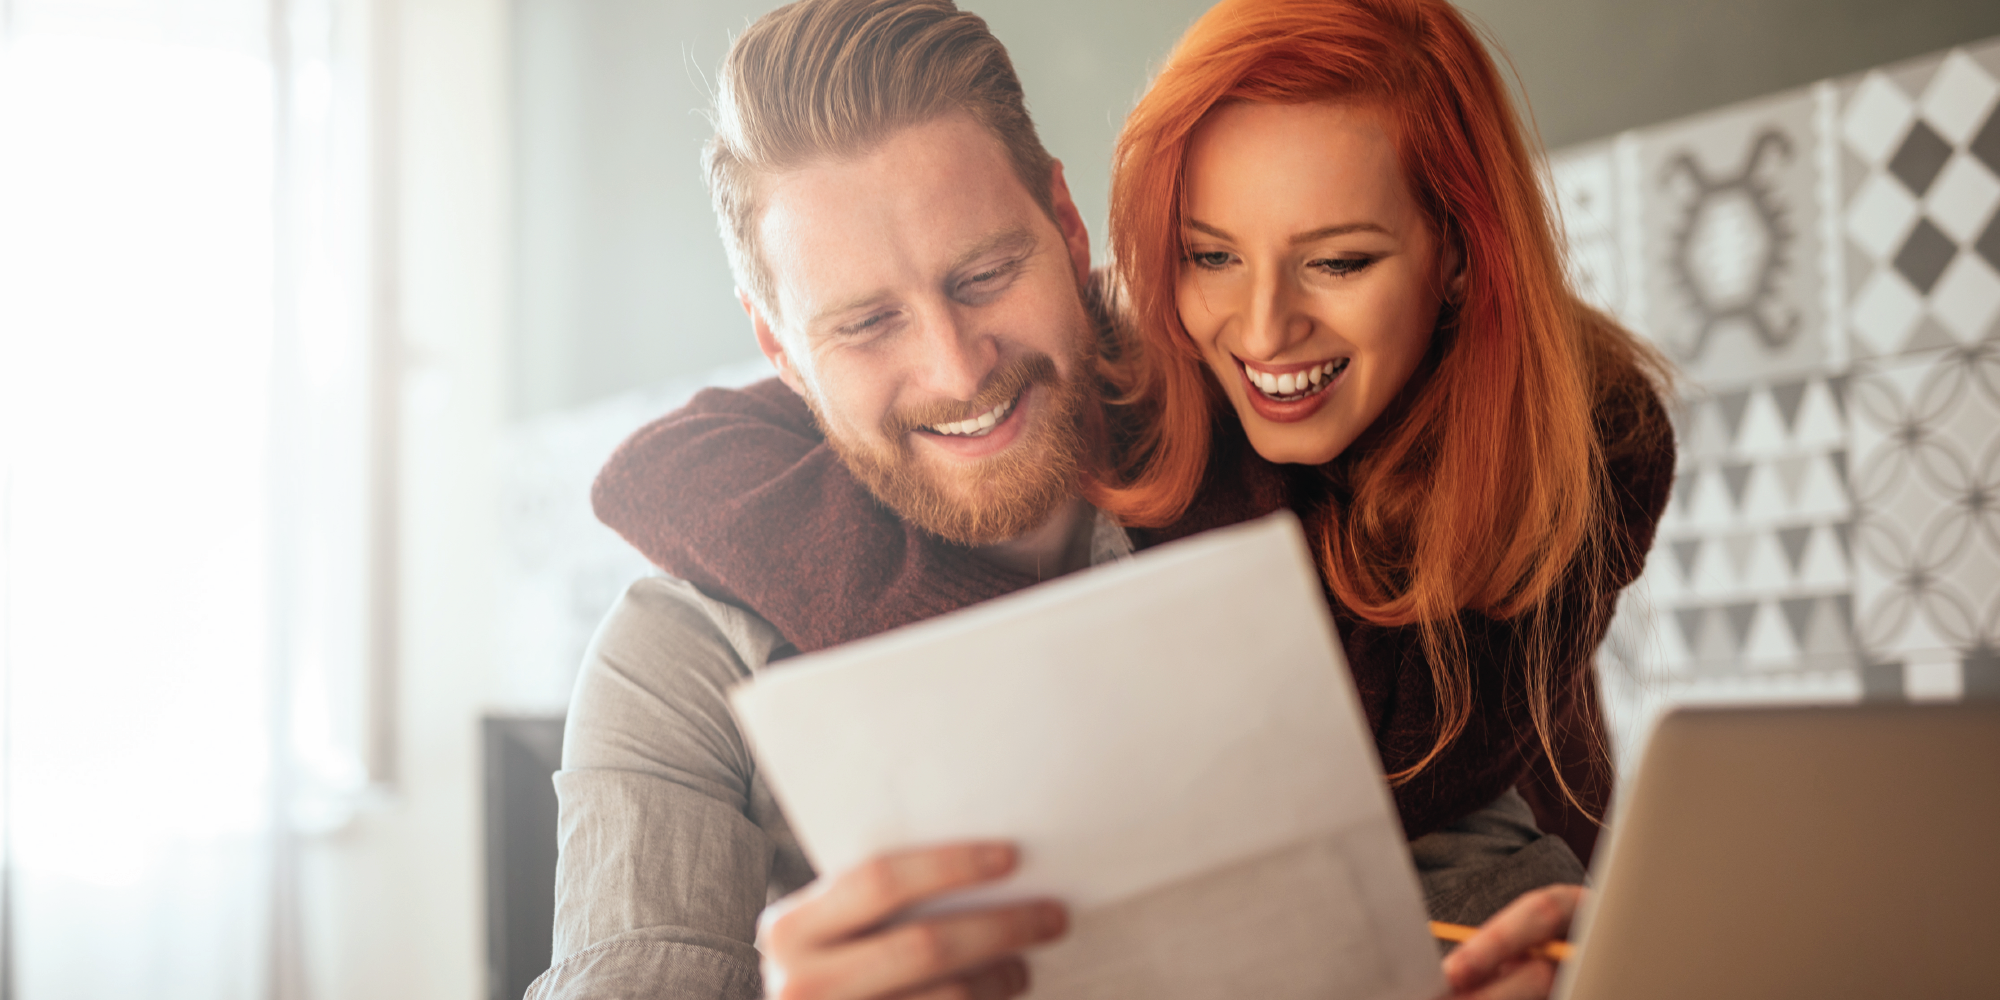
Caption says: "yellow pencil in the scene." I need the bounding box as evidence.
[1428,920,1574,962]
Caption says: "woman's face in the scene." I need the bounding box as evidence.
[1178,100,1452,466]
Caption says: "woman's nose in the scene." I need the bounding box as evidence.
[1240,276,1312,359]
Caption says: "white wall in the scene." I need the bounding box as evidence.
[298,0,509,995]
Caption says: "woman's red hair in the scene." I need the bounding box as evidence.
[1090,0,1666,802]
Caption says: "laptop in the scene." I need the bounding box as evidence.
[1556,702,2000,1000]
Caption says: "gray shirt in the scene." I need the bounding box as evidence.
[529,528,1581,999]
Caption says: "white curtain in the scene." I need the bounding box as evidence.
[0,0,382,996]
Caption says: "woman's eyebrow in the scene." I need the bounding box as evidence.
[1183,219,1390,244]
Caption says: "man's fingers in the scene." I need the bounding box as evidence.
[769,843,1019,949]
[892,957,1030,1000]
[1441,884,1583,991]
[1452,958,1556,1000]
[799,900,1065,1000]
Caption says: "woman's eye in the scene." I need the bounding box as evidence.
[1312,256,1375,277]
[1185,251,1233,270]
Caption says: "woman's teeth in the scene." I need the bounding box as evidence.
[927,396,1015,437]
[1244,359,1348,399]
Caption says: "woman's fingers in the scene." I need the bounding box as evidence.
[766,842,1019,951]
[796,900,1065,1000]
[1441,884,1584,992]
[1453,957,1557,1000]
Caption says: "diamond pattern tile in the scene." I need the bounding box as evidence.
[1852,268,1924,356]
[1925,154,2000,244]
[1890,119,1954,195]
[1846,172,1919,259]
[1893,216,1957,293]
[1844,71,1918,164]
[1919,51,2000,145]
[1967,102,2000,176]
[1978,210,2000,272]
[1929,253,2000,343]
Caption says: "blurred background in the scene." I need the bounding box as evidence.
[1,0,1997,997]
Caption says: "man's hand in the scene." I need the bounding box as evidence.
[758,842,1068,1000]
[1439,884,1584,1000]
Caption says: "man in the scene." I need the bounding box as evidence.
[531,2,1584,998]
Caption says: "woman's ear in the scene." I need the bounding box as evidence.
[1441,230,1468,305]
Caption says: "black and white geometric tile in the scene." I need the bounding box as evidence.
[1554,36,2000,758]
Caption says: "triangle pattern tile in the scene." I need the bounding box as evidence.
[1800,523,1854,588]
[1670,465,1700,522]
[1972,102,2000,176]
[1714,389,1752,447]
[1770,379,1809,432]
[1793,382,1847,450]
[1670,538,1703,582]
[1780,595,1819,646]
[1825,374,1851,421]
[1723,601,1761,655]
[1795,454,1853,521]
[1744,600,1802,664]
[1696,607,1741,666]
[1721,461,1755,511]
[1736,389,1790,455]
[1777,525,1814,575]
[1803,596,1859,663]
[1674,605,1707,657]
[1722,531,1758,582]
[1739,460,1790,519]
[1692,400,1735,460]
[1743,531,1795,592]
[1773,456,1812,508]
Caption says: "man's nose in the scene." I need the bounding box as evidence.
[910,306,996,401]
[1240,273,1313,360]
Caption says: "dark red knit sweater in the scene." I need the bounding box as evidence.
[592,377,1675,863]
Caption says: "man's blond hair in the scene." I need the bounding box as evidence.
[705,0,1057,319]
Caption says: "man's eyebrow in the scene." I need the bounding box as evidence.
[1184,219,1390,245]
[948,226,1037,274]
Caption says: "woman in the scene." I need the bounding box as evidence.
[595,0,1669,937]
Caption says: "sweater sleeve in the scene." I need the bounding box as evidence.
[590,378,1036,653]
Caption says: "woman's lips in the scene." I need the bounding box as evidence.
[1237,357,1349,423]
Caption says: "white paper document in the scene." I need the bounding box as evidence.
[729,513,1444,1000]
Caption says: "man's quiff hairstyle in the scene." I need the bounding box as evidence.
[705,0,1058,319]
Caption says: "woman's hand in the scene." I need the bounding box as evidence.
[1439,884,1584,1000]
[758,842,1068,1000]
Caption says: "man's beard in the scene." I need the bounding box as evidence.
[807,349,1093,547]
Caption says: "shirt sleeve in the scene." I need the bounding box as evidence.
[589,378,1035,652]
[528,578,790,1000]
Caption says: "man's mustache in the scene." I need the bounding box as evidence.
[883,352,1061,436]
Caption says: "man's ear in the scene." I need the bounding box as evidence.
[742,288,806,395]
[1048,159,1092,285]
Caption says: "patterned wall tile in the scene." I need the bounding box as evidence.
[1576,37,2000,754]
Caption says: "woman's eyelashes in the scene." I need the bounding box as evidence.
[1309,255,1376,277]
[1182,249,1380,277]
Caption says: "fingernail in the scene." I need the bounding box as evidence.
[977,844,1015,875]
[1034,901,1068,938]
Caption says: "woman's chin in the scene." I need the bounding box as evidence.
[1233,403,1355,466]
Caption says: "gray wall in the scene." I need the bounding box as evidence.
[511,0,2000,419]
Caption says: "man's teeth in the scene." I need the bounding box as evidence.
[1244,359,1348,398]
[927,397,1015,437]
